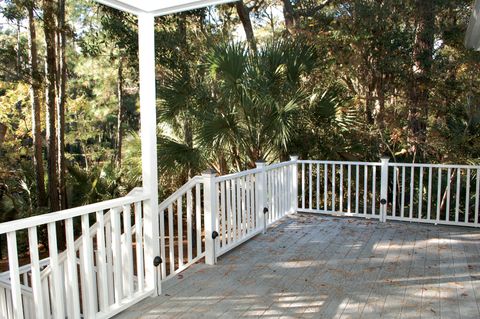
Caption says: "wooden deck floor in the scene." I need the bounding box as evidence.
[115,213,480,318]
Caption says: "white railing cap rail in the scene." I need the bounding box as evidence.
[264,161,293,171]
[389,162,480,169]
[158,176,202,212]
[298,160,382,166]
[0,190,150,234]
[215,167,262,182]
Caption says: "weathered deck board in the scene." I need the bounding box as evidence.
[114,214,480,319]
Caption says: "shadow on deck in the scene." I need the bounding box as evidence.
[114,213,480,318]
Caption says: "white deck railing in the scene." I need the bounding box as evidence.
[298,158,480,227]
[1,156,479,319]
[0,188,152,319]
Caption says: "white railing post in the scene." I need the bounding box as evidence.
[290,156,299,214]
[203,169,218,265]
[380,156,390,223]
[138,13,160,296]
[256,161,268,233]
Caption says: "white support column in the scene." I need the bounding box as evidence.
[380,156,390,223]
[203,169,218,265]
[256,161,268,233]
[138,13,160,295]
[290,156,299,214]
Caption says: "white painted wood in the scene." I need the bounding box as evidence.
[225,180,232,243]
[364,165,368,215]
[159,208,166,279]
[138,12,159,296]
[95,212,109,312]
[309,163,313,210]
[237,177,242,235]
[380,157,389,222]
[177,198,184,268]
[290,156,298,214]
[372,165,376,216]
[446,168,452,221]
[324,163,328,211]
[187,190,193,260]
[355,165,359,214]
[392,167,397,217]
[122,205,134,298]
[134,202,145,290]
[427,167,432,220]
[0,192,148,235]
[476,169,480,224]
[240,177,246,236]
[7,232,23,319]
[332,164,336,212]
[246,177,251,233]
[347,164,351,213]
[409,166,414,219]
[195,184,202,253]
[437,168,442,223]
[465,169,471,223]
[418,167,423,219]
[455,169,461,223]
[95,0,238,17]
[105,219,114,305]
[202,170,217,265]
[81,214,96,317]
[231,180,237,242]
[256,162,267,233]
[27,227,45,319]
[47,222,65,319]
[220,181,226,245]
[0,287,8,318]
[401,166,405,218]
[168,205,174,274]
[339,164,344,212]
[111,208,123,303]
[316,164,320,210]
[301,163,305,210]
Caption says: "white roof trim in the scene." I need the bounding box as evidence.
[94,0,237,16]
[465,0,480,50]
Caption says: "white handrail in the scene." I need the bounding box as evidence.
[0,191,150,234]
[158,176,202,211]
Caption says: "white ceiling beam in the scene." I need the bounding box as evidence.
[94,0,237,17]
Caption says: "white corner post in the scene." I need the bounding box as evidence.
[380,156,390,223]
[138,13,160,295]
[203,169,217,265]
[290,156,299,214]
[256,161,268,234]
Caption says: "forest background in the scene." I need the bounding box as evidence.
[0,0,479,232]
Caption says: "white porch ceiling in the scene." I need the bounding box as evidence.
[466,0,480,50]
[94,0,237,16]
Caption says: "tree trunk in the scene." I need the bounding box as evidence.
[235,1,257,52]
[57,0,67,210]
[16,20,21,78]
[282,0,297,35]
[27,3,47,208]
[43,0,60,213]
[116,56,124,168]
[408,0,435,158]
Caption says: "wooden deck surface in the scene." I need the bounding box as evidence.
[114,213,480,318]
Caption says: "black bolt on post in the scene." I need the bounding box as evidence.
[263,207,268,234]
[211,231,219,264]
[153,256,162,295]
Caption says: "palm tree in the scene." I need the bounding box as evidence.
[158,39,318,174]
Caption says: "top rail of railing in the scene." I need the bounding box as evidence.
[0,188,149,234]
[299,159,480,170]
